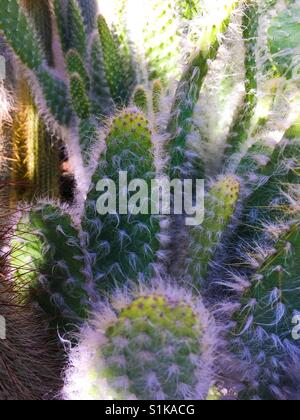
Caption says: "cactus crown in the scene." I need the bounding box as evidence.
[1,0,300,401]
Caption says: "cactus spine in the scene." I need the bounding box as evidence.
[167,0,239,178]
[2,0,300,401]
[83,109,160,289]
[188,175,240,284]
[230,223,300,399]
[63,283,217,400]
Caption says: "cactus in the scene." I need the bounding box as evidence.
[21,0,54,65]
[2,0,300,402]
[167,0,239,178]
[77,0,97,34]
[10,202,89,325]
[63,282,217,400]
[225,0,259,157]
[132,85,149,115]
[66,50,90,91]
[0,0,44,71]
[70,73,91,120]
[142,0,182,82]
[11,79,60,201]
[152,80,163,115]
[229,223,300,400]
[188,175,241,284]
[176,0,202,20]
[0,207,63,400]
[89,32,115,116]
[67,0,87,58]
[97,15,128,104]
[268,4,300,79]
[8,108,161,325]
[83,109,160,290]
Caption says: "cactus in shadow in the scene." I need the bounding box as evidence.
[0,206,64,400]
[225,0,260,157]
[268,3,300,79]
[77,0,98,34]
[132,86,149,115]
[0,297,64,400]
[10,202,89,324]
[97,15,130,104]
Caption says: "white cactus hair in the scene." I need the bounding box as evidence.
[62,277,219,400]
[190,2,246,177]
[0,79,14,175]
[0,292,64,400]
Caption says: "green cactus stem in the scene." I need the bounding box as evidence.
[231,223,300,400]
[152,80,163,115]
[268,3,300,79]
[89,32,115,116]
[63,283,216,400]
[0,0,44,70]
[66,50,90,92]
[83,108,160,290]
[188,175,240,283]
[78,0,97,34]
[67,0,87,58]
[10,203,89,325]
[70,72,91,120]
[225,0,259,156]
[97,15,127,104]
[132,85,149,115]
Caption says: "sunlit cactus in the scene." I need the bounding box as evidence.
[97,15,129,104]
[132,85,149,114]
[188,175,241,284]
[2,0,300,402]
[83,108,161,289]
[268,4,300,79]
[62,282,217,400]
[229,223,300,400]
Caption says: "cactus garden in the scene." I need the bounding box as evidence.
[1,0,300,401]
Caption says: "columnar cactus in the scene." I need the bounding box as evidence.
[167,0,239,178]
[11,79,60,200]
[188,175,241,284]
[62,282,217,400]
[230,223,300,400]
[0,204,63,400]
[8,107,162,326]
[83,109,161,289]
[10,202,89,324]
[132,86,149,115]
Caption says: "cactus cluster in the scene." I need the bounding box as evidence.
[1,0,300,401]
